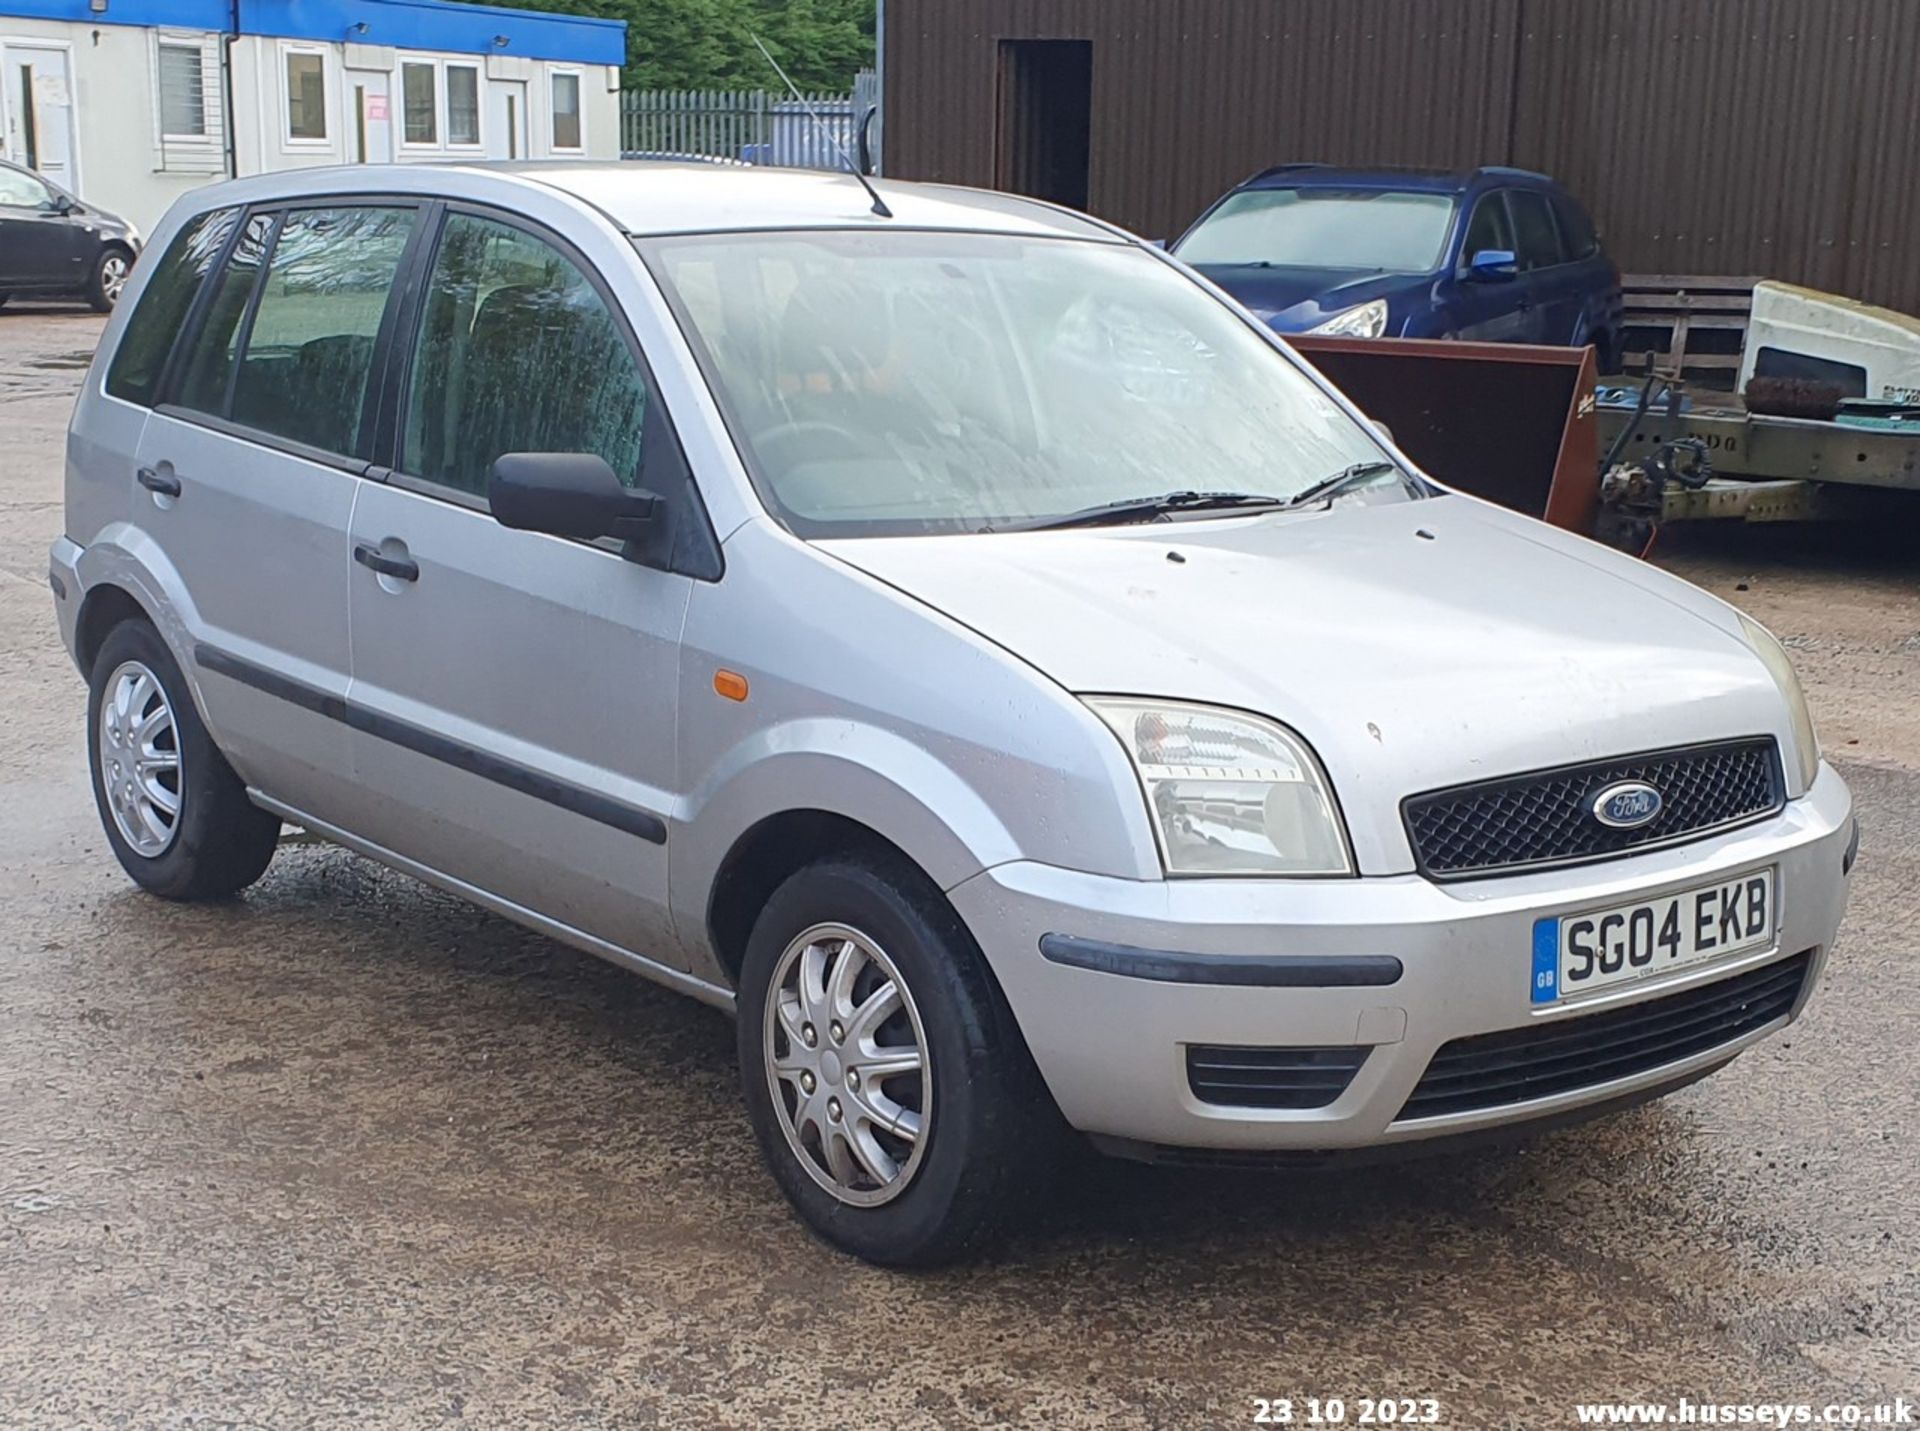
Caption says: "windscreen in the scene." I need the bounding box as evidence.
[1174,188,1457,271]
[640,230,1389,537]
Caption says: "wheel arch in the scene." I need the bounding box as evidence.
[705,809,928,988]
[74,581,154,678]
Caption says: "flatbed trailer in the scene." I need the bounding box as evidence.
[1596,398,1920,493]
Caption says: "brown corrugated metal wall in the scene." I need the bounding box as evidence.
[883,0,1920,314]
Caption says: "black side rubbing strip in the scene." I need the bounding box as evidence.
[194,644,667,845]
[1039,933,1402,987]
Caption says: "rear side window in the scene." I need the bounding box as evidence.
[104,206,238,407]
[1552,194,1600,259]
[1508,190,1565,270]
[230,207,415,455]
[1460,193,1514,260]
[175,206,415,458]
[176,212,275,415]
[401,212,647,496]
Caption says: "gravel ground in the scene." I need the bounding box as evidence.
[1,305,1915,1427]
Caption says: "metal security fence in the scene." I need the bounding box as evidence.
[621,71,878,170]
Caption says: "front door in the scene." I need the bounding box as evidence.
[1449,190,1530,343]
[346,70,392,163]
[0,161,86,291]
[343,208,691,966]
[4,45,78,193]
[484,80,527,160]
[138,203,422,823]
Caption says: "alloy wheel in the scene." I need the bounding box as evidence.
[98,659,182,857]
[100,254,129,304]
[763,922,931,1207]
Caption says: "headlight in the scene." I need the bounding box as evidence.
[1739,614,1820,791]
[1306,298,1388,339]
[1086,698,1352,877]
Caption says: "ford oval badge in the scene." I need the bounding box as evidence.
[1592,780,1663,829]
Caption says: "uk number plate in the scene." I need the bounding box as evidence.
[1530,868,1776,1004]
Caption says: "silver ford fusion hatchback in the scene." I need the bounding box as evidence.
[53,164,1855,1265]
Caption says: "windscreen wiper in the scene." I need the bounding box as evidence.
[989,489,1290,533]
[1277,461,1404,510]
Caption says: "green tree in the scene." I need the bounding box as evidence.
[485,0,876,92]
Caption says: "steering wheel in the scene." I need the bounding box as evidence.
[750,420,871,473]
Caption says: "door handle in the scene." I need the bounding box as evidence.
[136,466,181,497]
[354,542,419,583]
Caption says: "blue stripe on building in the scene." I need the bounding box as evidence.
[0,0,624,65]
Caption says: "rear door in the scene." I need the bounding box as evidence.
[134,201,423,823]
[341,206,706,967]
[1550,191,1621,351]
[1507,188,1581,344]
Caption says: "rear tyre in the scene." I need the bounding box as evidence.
[85,247,131,312]
[736,852,1055,1266]
[87,620,279,900]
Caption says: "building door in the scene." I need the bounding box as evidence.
[485,80,527,160]
[3,44,78,194]
[346,69,392,163]
[994,40,1091,211]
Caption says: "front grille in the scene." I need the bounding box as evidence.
[1186,1045,1368,1109]
[1397,950,1811,1121]
[1403,738,1782,879]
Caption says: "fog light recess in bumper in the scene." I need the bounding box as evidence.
[1185,1044,1369,1109]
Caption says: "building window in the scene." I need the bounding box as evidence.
[285,50,327,141]
[402,62,438,145]
[550,71,581,150]
[157,42,207,137]
[446,64,480,146]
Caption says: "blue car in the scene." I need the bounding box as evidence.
[1172,164,1623,365]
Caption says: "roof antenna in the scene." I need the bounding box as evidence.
[750,32,892,218]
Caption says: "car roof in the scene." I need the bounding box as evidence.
[493,161,1125,239]
[1238,163,1557,194]
[165,161,1124,243]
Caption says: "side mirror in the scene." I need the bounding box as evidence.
[488,453,659,542]
[1466,248,1519,282]
[1369,417,1396,446]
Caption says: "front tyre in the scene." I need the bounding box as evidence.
[737,853,1053,1266]
[86,247,131,312]
[87,620,279,900]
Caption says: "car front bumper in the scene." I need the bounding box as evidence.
[948,763,1854,1153]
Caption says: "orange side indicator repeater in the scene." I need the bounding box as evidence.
[713,669,750,703]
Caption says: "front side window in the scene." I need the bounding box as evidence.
[643,230,1391,538]
[106,206,239,406]
[1509,190,1565,270]
[1174,188,1457,272]
[285,51,326,141]
[402,62,437,145]
[446,65,480,146]
[550,72,581,150]
[0,165,52,208]
[402,213,646,496]
[157,42,207,137]
[1460,192,1514,260]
